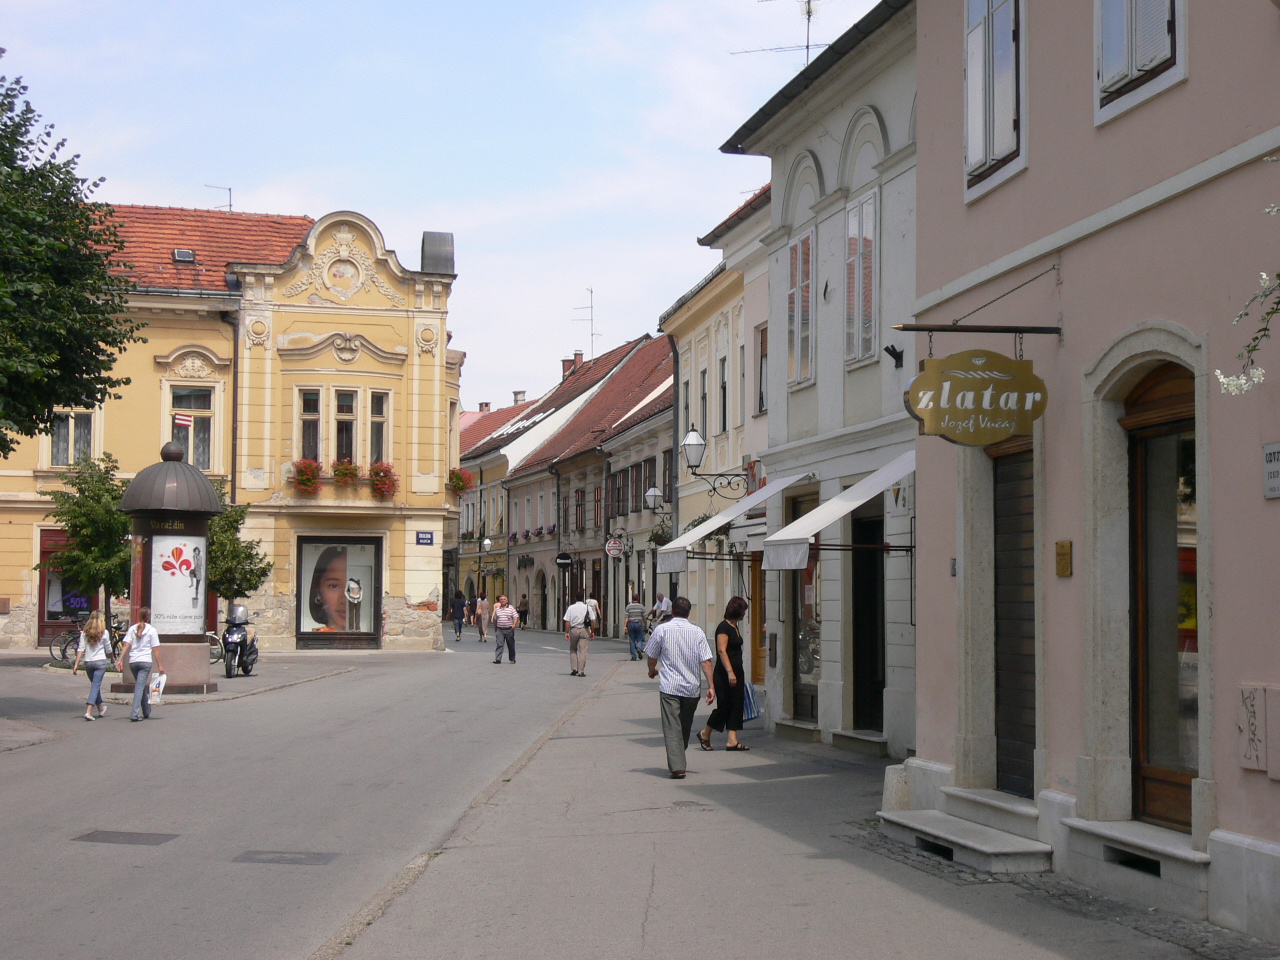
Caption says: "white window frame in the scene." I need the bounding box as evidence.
[1094,0,1186,127]
[296,386,324,463]
[367,389,392,465]
[332,387,359,466]
[164,380,222,474]
[44,408,100,469]
[964,0,1028,204]
[738,343,747,427]
[717,356,728,435]
[787,231,815,384]
[845,187,880,366]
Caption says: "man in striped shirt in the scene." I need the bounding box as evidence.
[491,595,519,664]
[645,596,715,779]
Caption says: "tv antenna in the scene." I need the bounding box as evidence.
[732,0,831,65]
[205,185,233,211]
[572,287,602,360]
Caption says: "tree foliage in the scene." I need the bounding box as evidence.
[36,454,131,606]
[1219,156,1280,394]
[0,54,143,457]
[207,481,273,604]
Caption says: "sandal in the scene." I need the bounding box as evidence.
[669,771,686,779]
[725,743,750,751]
[697,732,713,751]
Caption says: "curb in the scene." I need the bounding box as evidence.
[41,662,359,704]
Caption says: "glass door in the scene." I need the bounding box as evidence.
[791,496,820,721]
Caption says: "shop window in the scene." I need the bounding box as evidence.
[787,234,813,382]
[51,411,92,466]
[300,390,321,461]
[965,0,1021,187]
[297,538,380,640]
[790,496,821,722]
[846,191,877,361]
[335,390,357,464]
[171,387,213,470]
[370,391,388,463]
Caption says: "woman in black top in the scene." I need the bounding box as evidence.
[699,596,750,751]
[450,590,467,642]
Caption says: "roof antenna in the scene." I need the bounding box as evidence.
[733,0,830,65]
[205,185,233,212]
[573,286,602,360]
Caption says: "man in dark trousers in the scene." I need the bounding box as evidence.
[645,596,714,779]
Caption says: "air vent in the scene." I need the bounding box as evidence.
[173,249,196,263]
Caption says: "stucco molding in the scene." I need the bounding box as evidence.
[781,150,826,231]
[282,223,407,307]
[838,105,889,194]
[275,331,409,366]
[153,344,231,376]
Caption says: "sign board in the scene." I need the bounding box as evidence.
[555,552,573,569]
[605,537,625,559]
[905,349,1047,446]
[150,535,207,634]
[415,531,435,546]
[1264,443,1280,499]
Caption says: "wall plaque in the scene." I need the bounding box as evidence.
[905,349,1047,446]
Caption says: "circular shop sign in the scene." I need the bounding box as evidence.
[605,537,625,558]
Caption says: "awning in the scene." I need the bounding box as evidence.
[761,450,915,570]
[656,473,810,574]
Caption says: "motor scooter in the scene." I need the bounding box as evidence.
[222,603,259,679]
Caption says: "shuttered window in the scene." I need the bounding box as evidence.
[1098,0,1175,107]
[965,0,1021,186]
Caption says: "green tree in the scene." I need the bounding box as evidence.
[207,481,273,605]
[1219,155,1279,394]
[36,454,130,609]
[0,55,143,457]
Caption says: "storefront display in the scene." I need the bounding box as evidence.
[297,538,380,637]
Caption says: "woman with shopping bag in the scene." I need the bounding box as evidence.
[698,596,751,751]
[116,607,165,722]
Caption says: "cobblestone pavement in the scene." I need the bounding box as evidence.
[842,819,1280,960]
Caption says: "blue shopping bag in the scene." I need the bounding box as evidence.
[742,681,762,722]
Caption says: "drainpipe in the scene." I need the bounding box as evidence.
[667,333,681,597]
[219,310,240,503]
[550,464,563,612]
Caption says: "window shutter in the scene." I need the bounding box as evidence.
[1098,0,1129,90]
[964,17,988,172]
[1133,0,1172,72]
[990,0,1018,161]
[661,450,672,502]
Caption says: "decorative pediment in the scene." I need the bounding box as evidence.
[275,331,408,366]
[283,225,407,307]
[154,345,231,379]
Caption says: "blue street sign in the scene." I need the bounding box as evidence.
[416,531,434,546]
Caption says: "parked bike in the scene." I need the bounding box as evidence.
[50,612,125,664]
[221,604,259,679]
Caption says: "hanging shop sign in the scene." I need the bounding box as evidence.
[905,349,1047,446]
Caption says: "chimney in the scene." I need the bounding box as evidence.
[513,390,526,404]
[479,402,491,413]
[574,349,584,368]
[561,357,574,379]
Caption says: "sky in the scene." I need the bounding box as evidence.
[1,0,880,410]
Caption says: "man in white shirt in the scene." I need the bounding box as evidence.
[491,595,519,664]
[649,593,672,627]
[562,593,594,677]
[645,596,714,778]
[116,606,165,722]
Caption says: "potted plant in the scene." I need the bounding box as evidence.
[291,459,322,494]
[546,523,557,536]
[369,460,399,500]
[332,459,361,486]
[447,467,475,495]
[522,529,531,540]
[508,532,518,545]
[532,526,544,538]
[649,518,673,547]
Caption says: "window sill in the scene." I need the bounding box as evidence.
[964,152,1027,205]
[787,378,817,394]
[845,354,880,373]
[1095,64,1187,127]
[752,410,768,420]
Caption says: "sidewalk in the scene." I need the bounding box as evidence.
[330,663,1274,960]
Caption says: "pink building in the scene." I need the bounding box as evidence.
[880,0,1280,940]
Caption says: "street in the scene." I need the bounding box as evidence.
[2,630,1277,960]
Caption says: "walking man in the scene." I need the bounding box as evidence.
[563,593,594,676]
[476,592,491,642]
[645,596,714,779]
[625,593,647,661]
[649,592,672,627]
[491,595,518,664]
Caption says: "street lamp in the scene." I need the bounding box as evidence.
[643,486,668,514]
[680,429,706,470]
[481,536,493,553]
[679,428,747,501]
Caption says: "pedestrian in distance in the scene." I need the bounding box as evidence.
[476,593,491,642]
[450,590,467,642]
[491,595,518,664]
[624,593,647,661]
[562,592,594,676]
[467,594,477,627]
[699,596,750,751]
[645,596,714,779]
[517,594,529,629]
[585,594,602,638]
[649,592,672,628]
[116,607,165,722]
[70,610,111,720]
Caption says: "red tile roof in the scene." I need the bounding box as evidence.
[108,205,314,291]
[508,337,673,479]
[463,337,649,463]
[461,402,535,457]
[603,382,673,443]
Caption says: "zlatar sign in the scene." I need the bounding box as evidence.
[905,349,1047,446]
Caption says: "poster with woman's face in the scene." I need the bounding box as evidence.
[152,535,207,633]
[300,541,376,632]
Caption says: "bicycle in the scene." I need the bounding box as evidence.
[55,613,126,665]
[207,631,224,662]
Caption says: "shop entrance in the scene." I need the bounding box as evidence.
[1124,363,1197,831]
[850,516,885,732]
[791,496,820,722]
[991,444,1035,798]
[38,530,96,645]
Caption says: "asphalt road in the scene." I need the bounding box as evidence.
[0,626,601,960]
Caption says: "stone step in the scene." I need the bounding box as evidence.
[832,729,889,757]
[940,786,1040,841]
[878,808,1052,874]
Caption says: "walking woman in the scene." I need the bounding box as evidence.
[116,607,165,722]
[450,590,467,642]
[699,596,750,751]
[70,611,111,720]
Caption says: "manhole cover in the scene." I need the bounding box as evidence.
[74,831,177,846]
[233,850,337,865]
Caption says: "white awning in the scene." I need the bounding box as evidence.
[761,450,916,570]
[656,473,810,574]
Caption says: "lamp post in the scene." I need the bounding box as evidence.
[680,428,747,500]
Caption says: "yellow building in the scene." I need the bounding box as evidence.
[0,206,462,651]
